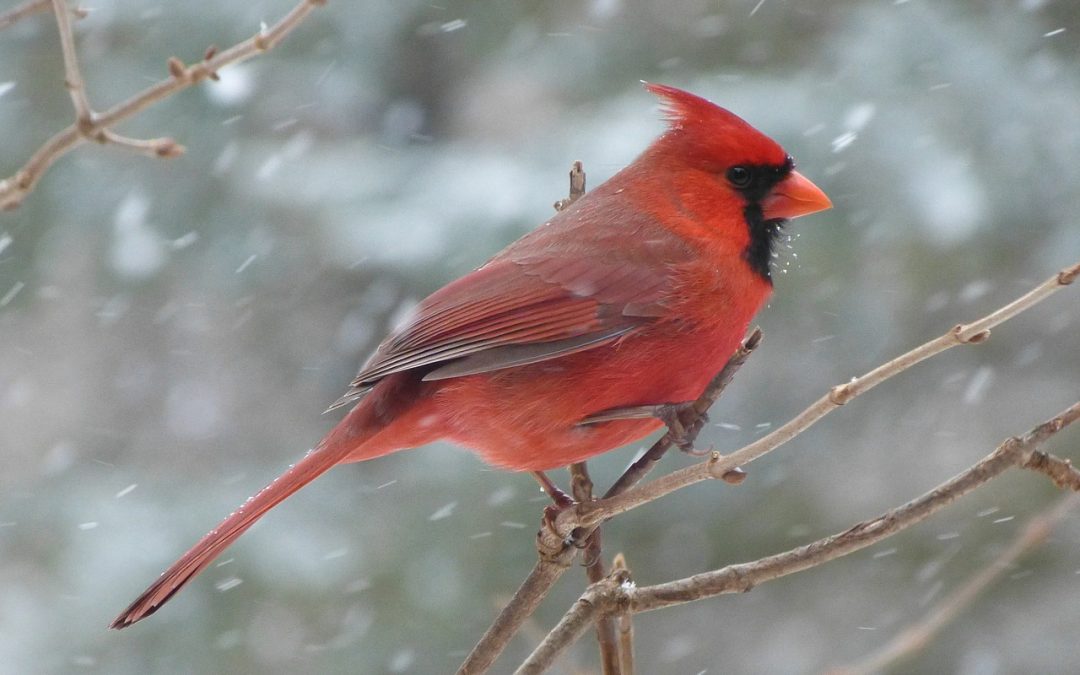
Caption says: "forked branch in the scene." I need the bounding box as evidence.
[517,402,1080,673]
[0,0,326,210]
[830,491,1080,675]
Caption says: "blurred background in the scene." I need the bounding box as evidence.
[1,0,1079,672]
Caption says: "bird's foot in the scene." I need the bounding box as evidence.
[578,401,708,454]
[530,471,592,549]
[655,402,709,454]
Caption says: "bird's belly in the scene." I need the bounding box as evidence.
[434,324,746,471]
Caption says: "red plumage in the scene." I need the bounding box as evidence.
[111,83,831,628]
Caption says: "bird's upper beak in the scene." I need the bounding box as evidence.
[761,170,832,220]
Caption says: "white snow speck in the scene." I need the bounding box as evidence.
[958,280,992,303]
[235,254,257,274]
[831,131,857,153]
[0,82,14,99]
[924,290,949,313]
[500,521,527,529]
[111,192,166,279]
[215,577,243,592]
[171,231,199,250]
[872,547,898,559]
[213,142,239,175]
[0,233,11,255]
[78,522,99,531]
[977,507,1000,517]
[115,484,137,498]
[992,516,1015,524]
[936,532,961,541]
[441,19,467,32]
[429,501,458,521]
[388,649,416,673]
[487,486,516,507]
[963,366,994,405]
[844,103,876,132]
[0,281,24,307]
[908,154,986,246]
[165,380,223,439]
[205,65,255,107]
[256,154,282,180]
[1044,28,1066,37]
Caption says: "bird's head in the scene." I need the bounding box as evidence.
[644,82,831,280]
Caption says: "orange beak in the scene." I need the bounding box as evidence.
[761,170,832,220]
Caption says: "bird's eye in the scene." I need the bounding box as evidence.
[726,166,752,188]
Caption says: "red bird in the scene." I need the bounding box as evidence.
[111,83,831,628]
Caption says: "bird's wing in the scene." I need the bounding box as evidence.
[327,214,691,411]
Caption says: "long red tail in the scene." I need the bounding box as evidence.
[110,375,416,629]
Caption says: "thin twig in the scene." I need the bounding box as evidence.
[518,402,1080,672]
[98,129,184,158]
[569,462,620,675]
[0,0,326,210]
[0,0,46,30]
[458,553,576,675]
[558,261,1080,537]
[611,553,635,675]
[830,492,1080,675]
[50,0,92,126]
[459,330,762,673]
[553,161,586,212]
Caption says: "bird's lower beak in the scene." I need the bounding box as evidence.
[761,170,832,220]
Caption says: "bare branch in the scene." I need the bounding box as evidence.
[569,462,620,675]
[611,553,635,675]
[50,0,92,126]
[518,402,1080,672]
[0,0,46,30]
[98,129,185,158]
[0,0,326,210]
[0,0,80,30]
[558,261,1080,537]
[457,554,575,675]
[553,161,586,212]
[1023,449,1080,490]
[831,492,1080,675]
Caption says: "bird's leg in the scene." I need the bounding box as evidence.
[579,402,710,455]
[655,402,711,455]
[531,471,583,546]
[532,470,574,507]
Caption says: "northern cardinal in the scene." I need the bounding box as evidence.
[111,83,830,628]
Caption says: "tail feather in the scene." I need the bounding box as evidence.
[109,445,343,629]
[109,373,423,629]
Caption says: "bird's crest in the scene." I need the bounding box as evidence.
[643,82,787,168]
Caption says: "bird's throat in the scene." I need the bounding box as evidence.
[741,203,784,284]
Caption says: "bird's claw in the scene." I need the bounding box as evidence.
[540,501,583,547]
[656,403,708,454]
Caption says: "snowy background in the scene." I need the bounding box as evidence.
[1,1,1079,673]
